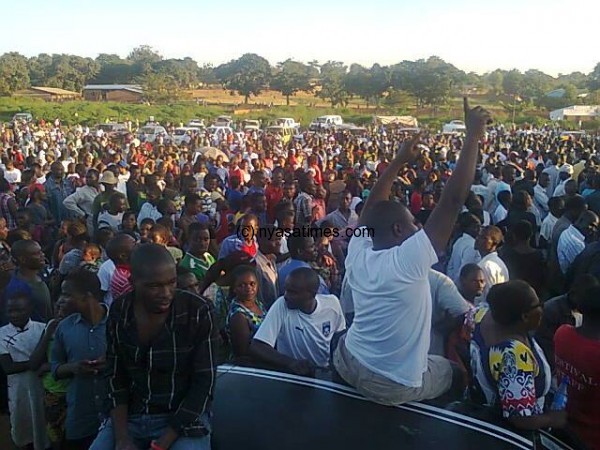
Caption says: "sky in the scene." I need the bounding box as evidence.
[3,0,598,76]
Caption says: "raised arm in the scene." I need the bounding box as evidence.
[425,99,491,253]
[358,133,422,227]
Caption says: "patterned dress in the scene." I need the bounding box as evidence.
[470,305,551,418]
[225,299,266,340]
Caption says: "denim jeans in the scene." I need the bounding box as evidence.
[89,413,211,450]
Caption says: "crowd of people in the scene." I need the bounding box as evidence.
[0,105,599,450]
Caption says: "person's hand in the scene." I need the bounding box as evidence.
[321,254,336,268]
[287,359,315,377]
[547,410,568,429]
[116,437,139,450]
[464,97,492,139]
[395,132,422,164]
[75,360,103,376]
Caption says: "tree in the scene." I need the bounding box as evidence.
[92,54,136,84]
[143,73,181,103]
[127,45,162,78]
[345,64,390,107]
[317,61,348,107]
[198,64,218,85]
[270,60,315,105]
[521,69,554,99]
[484,70,504,96]
[502,69,524,96]
[589,63,600,91]
[153,57,199,89]
[0,52,30,95]
[390,57,462,108]
[213,53,272,103]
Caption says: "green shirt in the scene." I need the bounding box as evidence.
[179,252,216,282]
[43,337,69,394]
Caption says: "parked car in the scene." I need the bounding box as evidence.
[172,127,197,146]
[11,112,33,124]
[266,125,298,145]
[274,117,300,129]
[136,125,170,143]
[97,122,129,139]
[207,125,233,136]
[309,115,343,131]
[187,119,205,129]
[214,115,233,127]
[442,120,466,134]
[242,119,261,132]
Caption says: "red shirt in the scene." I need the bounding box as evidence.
[265,184,283,223]
[110,264,133,300]
[310,164,323,185]
[229,167,243,185]
[554,325,600,450]
[410,191,422,215]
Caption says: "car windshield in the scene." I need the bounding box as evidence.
[174,129,187,135]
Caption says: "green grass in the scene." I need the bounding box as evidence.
[0,96,594,130]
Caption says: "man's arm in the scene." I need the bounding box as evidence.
[249,339,300,371]
[63,190,86,217]
[164,302,219,446]
[0,354,30,375]
[425,99,491,253]
[29,320,59,371]
[358,133,421,227]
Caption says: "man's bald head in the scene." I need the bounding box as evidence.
[131,243,175,278]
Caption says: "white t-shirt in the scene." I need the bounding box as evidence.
[97,211,123,232]
[97,259,116,306]
[253,294,346,368]
[4,168,21,184]
[477,252,509,304]
[344,228,438,387]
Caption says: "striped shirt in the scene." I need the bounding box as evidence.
[110,265,133,300]
[557,225,585,275]
[105,290,218,436]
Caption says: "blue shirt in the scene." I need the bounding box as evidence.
[226,189,244,212]
[277,259,330,296]
[44,177,74,222]
[51,309,108,440]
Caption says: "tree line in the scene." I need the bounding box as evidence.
[1,45,600,110]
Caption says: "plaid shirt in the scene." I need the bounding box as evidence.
[105,289,218,436]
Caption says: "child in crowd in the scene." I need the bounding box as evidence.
[94,227,115,262]
[26,184,54,231]
[176,267,202,296]
[97,192,127,233]
[109,236,135,300]
[119,210,140,241]
[80,243,102,272]
[0,292,48,450]
[52,219,73,269]
[29,297,72,450]
[139,217,155,243]
[312,185,327,223]
[150,223,183,263]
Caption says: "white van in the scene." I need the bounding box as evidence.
[309,115,343,131]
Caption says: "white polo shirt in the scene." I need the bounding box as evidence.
[344,228,438,387]
[254,294,346,368]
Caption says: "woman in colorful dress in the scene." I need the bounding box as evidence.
[226,265,266,364]
[469,280,566,430]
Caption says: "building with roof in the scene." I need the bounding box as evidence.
[14,86,81,101]
[549,105,600,121]
[83,84,144,103]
